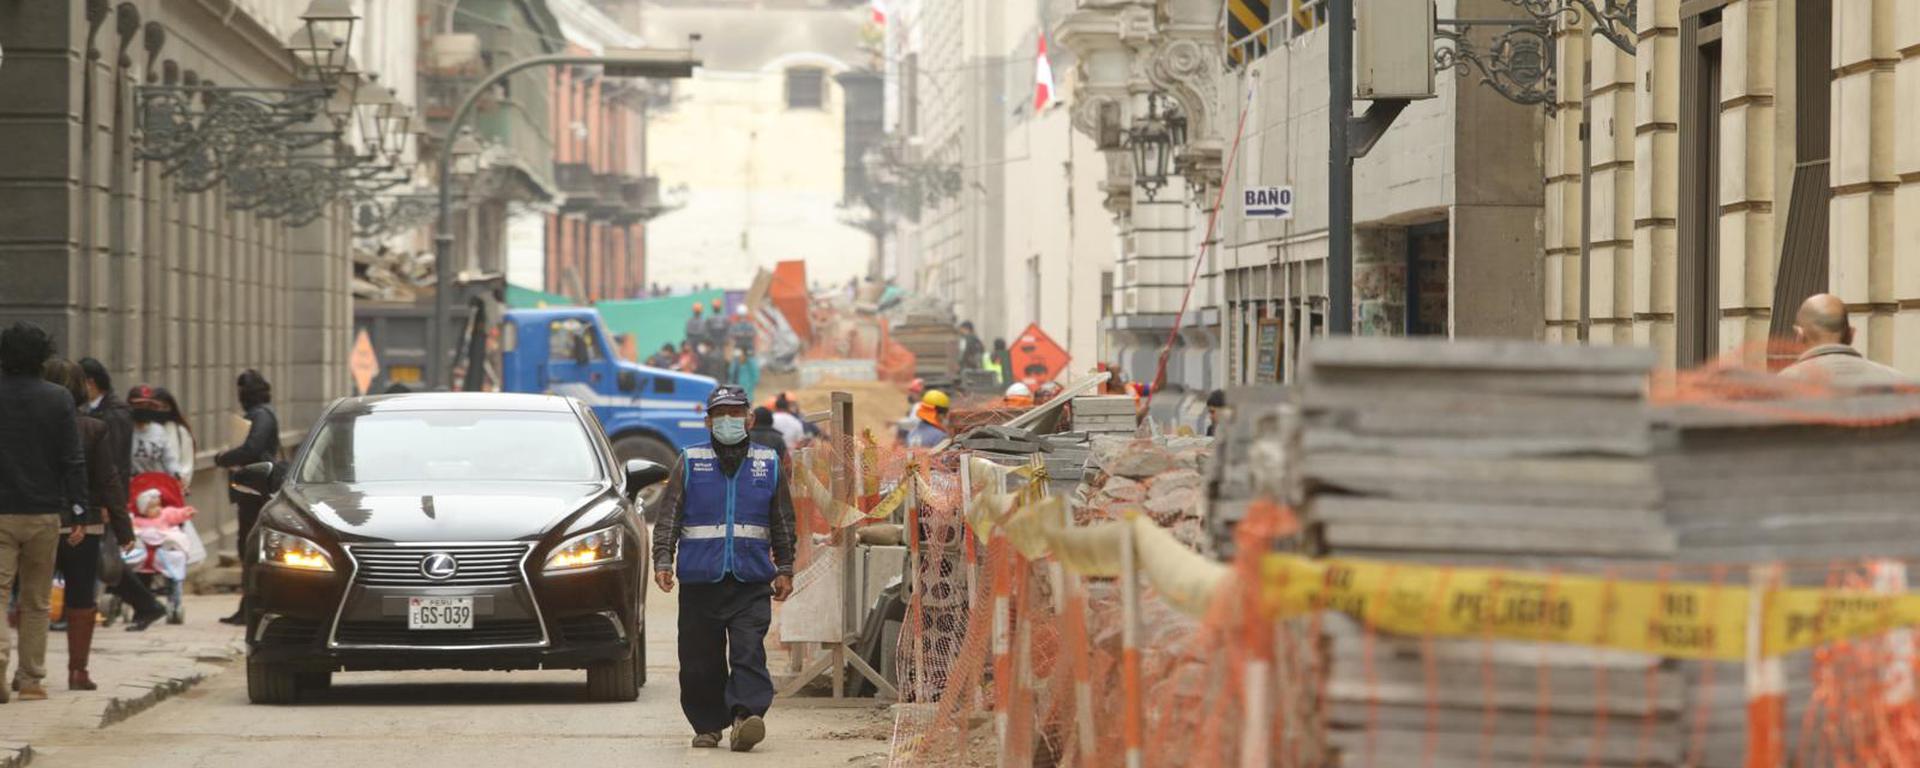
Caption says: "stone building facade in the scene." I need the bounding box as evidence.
[1545,0,1919,372]
[1057,0,1545,388]
[881,0,1120,372]
[0,0,385,535]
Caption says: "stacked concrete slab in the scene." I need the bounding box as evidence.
[1071,395,1138,435]
[1651,392,1920,765]
[1296,339,1685,767]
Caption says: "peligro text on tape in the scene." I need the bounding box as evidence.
[1259,555,1747,660]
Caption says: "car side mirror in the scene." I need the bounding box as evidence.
[623,459,669,501]
[617,370,638,392]
[230,461,280,497]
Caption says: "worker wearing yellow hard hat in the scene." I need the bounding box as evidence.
[906,390,950,448]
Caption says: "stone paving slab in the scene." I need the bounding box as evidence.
[0,595,243,767]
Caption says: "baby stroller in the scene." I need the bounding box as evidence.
[109,473,207,625]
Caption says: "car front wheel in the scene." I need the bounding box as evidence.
[586,636,642,702]
[247,659,302,705]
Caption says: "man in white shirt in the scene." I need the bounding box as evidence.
[769,394,806,451]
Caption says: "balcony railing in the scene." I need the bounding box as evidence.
[556,162,598,210]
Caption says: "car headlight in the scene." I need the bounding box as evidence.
[258,529,334,572]
[544,528,625,572]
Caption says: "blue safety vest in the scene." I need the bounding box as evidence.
[675,442,781,584]
[906,420,945,449]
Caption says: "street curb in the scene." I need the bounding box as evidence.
[97,641,244,730]
[5,641,244,768]
[0,742,31,768]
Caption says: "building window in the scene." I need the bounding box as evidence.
[786,67,825,110]
[1677,6,1726,366]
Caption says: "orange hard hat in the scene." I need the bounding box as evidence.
[692,302,704,313]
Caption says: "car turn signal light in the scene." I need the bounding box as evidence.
[259,530,334,572]
[544,528,624,572]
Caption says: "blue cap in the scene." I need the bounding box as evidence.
[706,385,750,409]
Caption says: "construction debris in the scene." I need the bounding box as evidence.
[1071,394,1138,435]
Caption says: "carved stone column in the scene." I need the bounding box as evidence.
[1055,0,1153,218]
[1149,0,1229,196]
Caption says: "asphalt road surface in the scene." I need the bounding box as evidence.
[24,589,895,768]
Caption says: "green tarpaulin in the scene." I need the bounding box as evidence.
[506,283,576,309]
[595,289,727,361]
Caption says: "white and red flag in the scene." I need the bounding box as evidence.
[1033,33,1055,111]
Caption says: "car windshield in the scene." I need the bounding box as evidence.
[296,409,601,484]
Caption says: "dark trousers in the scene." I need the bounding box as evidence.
[106,553,164,618]
[678,576,774,734]
[235,496,264,567]
[55,535,100,610]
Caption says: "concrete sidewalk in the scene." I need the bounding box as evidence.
[0,594,244,768]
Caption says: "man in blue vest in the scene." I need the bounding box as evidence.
[651,385,795,752]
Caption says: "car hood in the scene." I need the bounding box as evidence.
[283,481,609,543]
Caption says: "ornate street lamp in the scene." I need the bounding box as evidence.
[352,77,397,160]
[1128,93,1174,200]
[381,102,414,163]
[297,0,358,86]
[285,26,348,88]
[449,129,483,179]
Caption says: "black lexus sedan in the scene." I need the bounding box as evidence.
[234,393,669,704]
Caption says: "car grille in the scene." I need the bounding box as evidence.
[346,543,530,587]
[558,614,623,644]
[334,619,544,647]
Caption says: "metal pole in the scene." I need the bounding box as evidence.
[1327,0,1354,335]
[432,52,695,388]
[1578,61,1593,344]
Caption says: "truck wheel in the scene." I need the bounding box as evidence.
[612,434,676,521]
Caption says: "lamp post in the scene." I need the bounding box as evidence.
[429,48,698,388]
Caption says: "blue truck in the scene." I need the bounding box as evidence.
[356,297,717,510]
[496,308,715,495]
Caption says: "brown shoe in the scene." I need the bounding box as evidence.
[729,715,766,752]
[691,732,722,748]
[16,682,47,701]
[67,608,98,690]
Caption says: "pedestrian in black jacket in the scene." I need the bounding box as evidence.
[215,369,279,625]
[0,322,86,702]
[76,358,167,631]
[40,359,136,690]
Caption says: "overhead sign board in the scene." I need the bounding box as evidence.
[1244,185,1295,220]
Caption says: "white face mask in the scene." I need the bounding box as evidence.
[711,416,748,445]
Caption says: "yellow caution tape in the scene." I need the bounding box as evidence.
[1259,556,1746,660]
[1765,588,1920,655]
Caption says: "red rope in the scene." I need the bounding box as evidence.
[1150,86,1257,395]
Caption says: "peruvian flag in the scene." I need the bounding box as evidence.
[1034,33,1055,111]
[869,0,886,25]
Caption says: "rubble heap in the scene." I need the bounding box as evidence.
[1077,434,1213,547]
[352,247,436,302]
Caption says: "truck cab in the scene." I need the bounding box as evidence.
[497,308,714,506]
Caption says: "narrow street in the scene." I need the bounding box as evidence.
[20,592,893,768]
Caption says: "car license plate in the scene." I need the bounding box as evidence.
[407,597,473,630]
